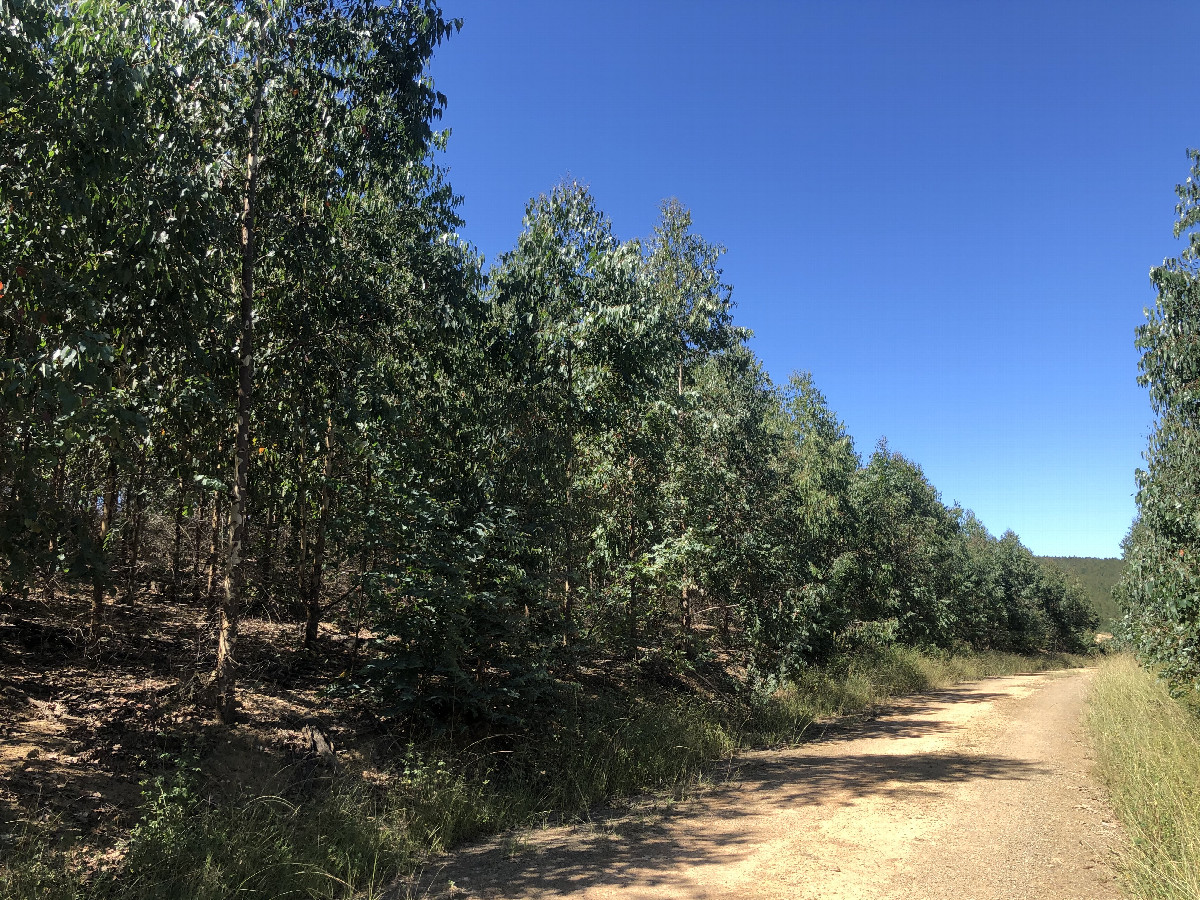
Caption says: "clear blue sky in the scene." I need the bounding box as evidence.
[429,0,1199,559]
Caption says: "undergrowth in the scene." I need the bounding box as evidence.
[1086,654,1200,900]
[1,647,1085,900]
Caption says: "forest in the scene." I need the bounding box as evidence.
[0,1,1124,897]
[0,0,1098,723]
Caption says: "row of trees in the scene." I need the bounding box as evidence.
[1118,150,1200,695]
[1,0,1097,726]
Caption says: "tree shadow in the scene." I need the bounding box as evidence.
[402,747,1047,900]
[801,690,1015,744]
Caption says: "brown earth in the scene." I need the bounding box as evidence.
[404,668,1124,900]
[0,589,374,871]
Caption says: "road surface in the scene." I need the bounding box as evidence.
[405,668,1123,900]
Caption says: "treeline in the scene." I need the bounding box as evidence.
[1,0,1096,726]
[1037,557,1123,627]
[1118,150,1200,695]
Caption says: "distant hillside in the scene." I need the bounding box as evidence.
[1037,556,1124,627]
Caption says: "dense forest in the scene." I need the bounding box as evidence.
[0,0,1101,733]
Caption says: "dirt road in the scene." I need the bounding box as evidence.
[406,668,1123,900]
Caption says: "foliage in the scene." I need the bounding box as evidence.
[1118,149,1200,695]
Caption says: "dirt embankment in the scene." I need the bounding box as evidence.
[405,668,1123,900]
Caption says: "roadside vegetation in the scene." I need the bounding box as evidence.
[1116,149,1200,696]
[1087,655,1200,900]
[1103,150,1200,900]
[3,646,1085,900]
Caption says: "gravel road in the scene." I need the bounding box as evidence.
[405,668,1124,900]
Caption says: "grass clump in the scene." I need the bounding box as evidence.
[1086,654,1200,900]
[0,818,83,900]
[1,647,1086,900]
[116,771,416,899]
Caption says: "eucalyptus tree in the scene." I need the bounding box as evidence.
[848,443,962,649]
[948,512,1008,647]
[1032,560,1094,652]
[573,201,750,659]
[746,372,860,672]
[344,182,645,722]
[483,182,655,661]
[2,0,1100,730]
[640,203,753,651]
[310,180,499,721]
[0,0,228,627]
[992,530,1061,652]
[160,0,461,721]
[1118,150,1200,692]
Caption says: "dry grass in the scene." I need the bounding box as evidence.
[1086,654,1200,900]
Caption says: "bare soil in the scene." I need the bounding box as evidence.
[0,588,376,872]
[405,669,1123,900]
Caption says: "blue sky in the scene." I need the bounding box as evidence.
[429,1,1200,558]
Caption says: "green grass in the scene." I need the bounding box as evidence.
[1086,654,1200,900]
[1,647,1087,900]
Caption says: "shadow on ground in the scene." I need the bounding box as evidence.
[400,682,1049,900]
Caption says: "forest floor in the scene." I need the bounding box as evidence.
[0,588,378,876]
[402,668,1125,900]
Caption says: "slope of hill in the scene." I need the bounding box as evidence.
[1037,556,1123,627]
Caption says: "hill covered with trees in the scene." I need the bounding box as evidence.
[1037,558,1122,627]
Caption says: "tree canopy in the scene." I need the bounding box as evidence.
[0,0,1098,727]
[1117,150,1200,695]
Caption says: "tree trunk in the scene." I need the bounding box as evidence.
[213,75,263,724]
[44,456,65,603]
[722,578,737,640]
[295,419,310,616]
[676,356,692,645]
[304,415,335,648]
[192,491,204,605]
[206,491,222,610]
[122,447,149,603]
[562,340,575,649]
[349,472,373,670]
[259,497,275,603]
[349,549,369,670]
[123,484,144,604]
[627,453,639,660]
[168,473,185,600]
[88,460,119,642]
[0,326,16,496]
[296,493,309,613]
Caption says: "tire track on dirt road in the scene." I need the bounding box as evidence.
[402,668,1124,900]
